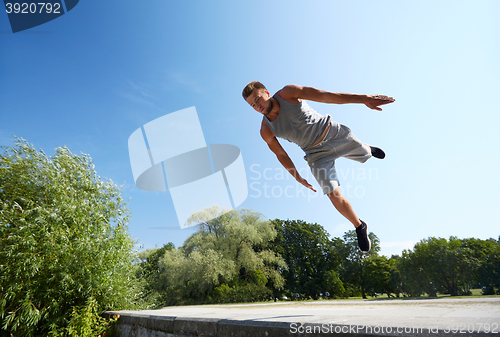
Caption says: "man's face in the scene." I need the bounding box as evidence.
[246,89,272,115]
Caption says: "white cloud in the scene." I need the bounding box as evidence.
[128,81,159,101]
[163,70,205,94]
[117,80,159,108]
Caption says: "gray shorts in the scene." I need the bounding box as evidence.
[303,122,371,195]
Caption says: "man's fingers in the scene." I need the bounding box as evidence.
[300,179,316,192]
[373,94,396,102]
[371,95,396,107]
[366,103,382,111]
[306,182,317,192]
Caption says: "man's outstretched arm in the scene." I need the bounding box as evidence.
[260,120,316,192]
[279,84,395,111]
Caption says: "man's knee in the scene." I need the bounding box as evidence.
[328,187,343,203]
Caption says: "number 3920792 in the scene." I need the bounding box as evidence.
[5,3,62,14]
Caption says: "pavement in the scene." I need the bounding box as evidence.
[109,297,500,336]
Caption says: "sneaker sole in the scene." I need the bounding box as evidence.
[361,223,371,253]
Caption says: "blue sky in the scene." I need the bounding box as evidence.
[1,1,499,256]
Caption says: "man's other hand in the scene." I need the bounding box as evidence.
[364,94,395,111]
[297,177,317,192]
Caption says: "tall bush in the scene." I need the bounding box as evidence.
[0,138,140,336]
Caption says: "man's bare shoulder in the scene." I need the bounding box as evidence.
[260,119,274,142]
[275,84,302,103]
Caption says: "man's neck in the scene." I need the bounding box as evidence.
[265,97,280,121]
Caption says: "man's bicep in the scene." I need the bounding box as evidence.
[279,85,330,103]
[281,84,357,104]
[260,120,274,141]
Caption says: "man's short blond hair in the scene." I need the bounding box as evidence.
[242,81,267,100]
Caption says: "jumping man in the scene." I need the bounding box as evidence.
[242,82,395,252]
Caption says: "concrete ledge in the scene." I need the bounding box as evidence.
[105,298,500,337]
[106,313,496,337]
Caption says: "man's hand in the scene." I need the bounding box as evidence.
[364,95,395,111]
[297,177,317,192]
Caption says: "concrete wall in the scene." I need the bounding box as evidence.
[105,299,500,337]
[105,312,374,337]
[106,311,494,337]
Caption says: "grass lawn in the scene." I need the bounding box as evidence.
[265,289,499,304]
[170,289,499,307]
[343,288,499,301]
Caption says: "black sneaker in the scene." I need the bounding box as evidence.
[356,220,371,253]
[370,146,385,159]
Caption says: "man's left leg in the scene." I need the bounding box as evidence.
[327,187,361,227]
[328,188,371,253]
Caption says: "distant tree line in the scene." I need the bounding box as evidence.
[272,220,500,299]
[137,211,500,306]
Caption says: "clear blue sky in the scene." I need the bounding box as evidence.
[1,1,499,256]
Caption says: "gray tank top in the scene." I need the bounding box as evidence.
[263,94,333,150]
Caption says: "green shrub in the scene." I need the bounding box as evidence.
[0,138,140,336]
[212,281,272,303]
[48,298,119,337]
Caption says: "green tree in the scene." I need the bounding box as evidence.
[476,237,500,295]
[362,255,400,297]
[136,242,175,307]
[0,138,140,336]
[270,219,345,299]
[400,237,481,296]
[398,248,435,297]
[388,255,403,297]
[157,207,286,305]
[337,230,380,299]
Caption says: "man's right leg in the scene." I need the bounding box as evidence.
[307,159,371,252]
[327,188,371,253]
[327,188,361,228]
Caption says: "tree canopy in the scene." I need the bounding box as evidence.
[270,219,344,299]
[155,206,286,305]
[399,236,498,296]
